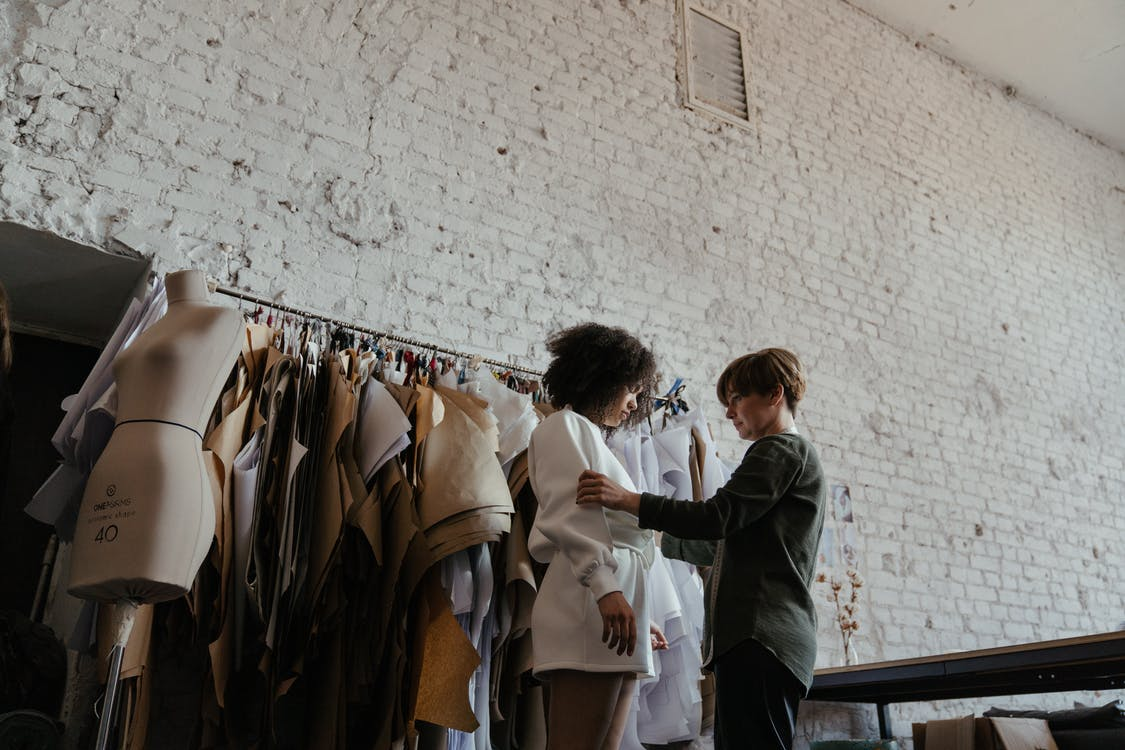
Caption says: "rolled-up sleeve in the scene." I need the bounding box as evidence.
[528,413,620,600]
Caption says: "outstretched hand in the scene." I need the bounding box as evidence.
[576,470,642,515]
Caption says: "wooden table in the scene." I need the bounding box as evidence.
[807,630,1125,738]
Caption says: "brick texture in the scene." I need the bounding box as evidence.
[2,0,1123,745]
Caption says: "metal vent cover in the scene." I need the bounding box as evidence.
[682,3,752,128]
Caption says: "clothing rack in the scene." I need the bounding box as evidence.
[209,282,546,377]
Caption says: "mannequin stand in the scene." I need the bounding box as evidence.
[94,602,137,750]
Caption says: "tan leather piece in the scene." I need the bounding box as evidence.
[411,571,481,733]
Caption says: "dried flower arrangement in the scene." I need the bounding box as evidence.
[816,568,863,665]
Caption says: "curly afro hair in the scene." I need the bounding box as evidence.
[542,322,658,430]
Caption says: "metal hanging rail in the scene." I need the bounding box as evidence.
[209,283,546,377]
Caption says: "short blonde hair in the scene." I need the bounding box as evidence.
[715,348,806,413]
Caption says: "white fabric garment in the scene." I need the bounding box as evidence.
[27,280,168,537]
[652,425,694,501]
[662,408,728,499]
[443,550,477,617]
[468,545,495,750]
[527,409,654,676]
[354,377,412,483]
[436,366,461,389]
[444,544,496,750]
[611,418,709,745]
[637,551,704,743]
[382,361,407,385]
[607,423,663,495]
[459,369,540,471]
[231,430,263,667]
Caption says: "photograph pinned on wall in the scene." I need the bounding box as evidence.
[840,524,860,567]
[817,527,838,568]
[832,483,854,523]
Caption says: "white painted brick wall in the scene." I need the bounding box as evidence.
[2,0,1123,745]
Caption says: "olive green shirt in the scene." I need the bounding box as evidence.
[639,431,826,692]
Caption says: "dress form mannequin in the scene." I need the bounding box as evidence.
[69,270,244,603]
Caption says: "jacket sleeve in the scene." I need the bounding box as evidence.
[639,435,802,540]
[530,414,621,600]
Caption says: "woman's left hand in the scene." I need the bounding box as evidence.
[650,622,670,651]
[577,471,642,515]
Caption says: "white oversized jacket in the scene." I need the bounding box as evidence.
[527,408,655,675]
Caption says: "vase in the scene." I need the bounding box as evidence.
[840,638,860,666]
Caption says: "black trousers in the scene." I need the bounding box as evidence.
[711,638,804,750]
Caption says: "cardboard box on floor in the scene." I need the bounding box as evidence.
[912,716,1058,750]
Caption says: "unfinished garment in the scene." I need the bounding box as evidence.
[527,408,655,677]
[197,323,273,744]
[415,386,513,558]
[355,453,432,750]
[355,377,412,483]
[70,270,244,604]
[303,350,377,750]
[439,543,497,750]
[411,570,482,735]
[609,414,719,746]
[239,340,323,747]
[459,369,540,474]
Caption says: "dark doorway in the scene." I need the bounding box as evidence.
[0,332,99,615]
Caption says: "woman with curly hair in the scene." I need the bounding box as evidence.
[527,322,661,750]
[578,348,826,750]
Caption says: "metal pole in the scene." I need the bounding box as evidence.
[93,601,137,750]
[208,282,546,377]
[94,643,125,750]
[877,702,891,739]
[30,533,59,623]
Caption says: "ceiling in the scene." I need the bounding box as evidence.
[0,222,150,346]
[847,0,1125,153]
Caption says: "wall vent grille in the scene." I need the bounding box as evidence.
[682,3,752,128]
